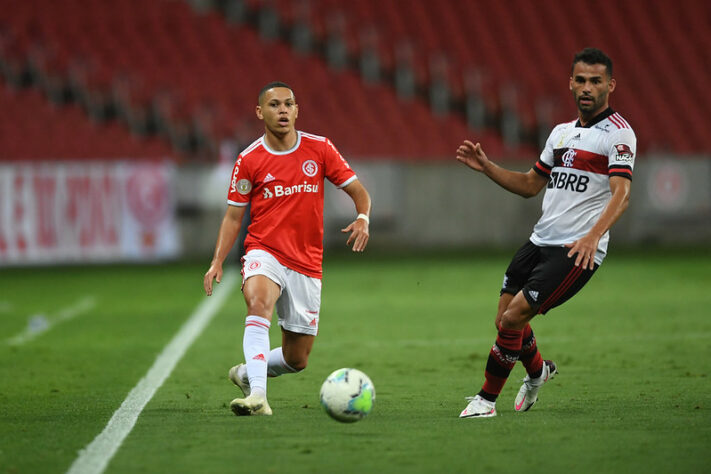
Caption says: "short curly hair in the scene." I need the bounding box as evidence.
[571,48,613,78]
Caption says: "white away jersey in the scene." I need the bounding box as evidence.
[530,108,636,264]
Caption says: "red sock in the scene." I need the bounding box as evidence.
[480,327,523,401]
[519,323,544,378]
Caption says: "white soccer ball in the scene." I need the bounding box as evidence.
[319,368,376,423]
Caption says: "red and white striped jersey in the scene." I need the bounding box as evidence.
[530,108,636,264]
[227,131,357,277]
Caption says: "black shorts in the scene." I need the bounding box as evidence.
[501,240,599,314]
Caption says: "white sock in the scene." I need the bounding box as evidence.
[243,315,270,397]
[267,347,299,377]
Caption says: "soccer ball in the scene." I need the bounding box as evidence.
[319,368,376,423]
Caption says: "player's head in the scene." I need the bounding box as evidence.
[571,48,613,78]
[256,81,298,137]
[258,81,295,105]
[569,48,616,124]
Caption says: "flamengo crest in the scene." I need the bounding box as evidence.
[562,149,576,167]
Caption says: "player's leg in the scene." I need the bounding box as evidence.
[519,323,544,377]
[240,274,281,395]
[495,292,545,392]
[482,292,536,395]
[494,292,513,329]
[461,241,539,418]
[513,247,598,412]
[277,329,314,372]
[268,268,320,374]
[461,292,536,418]
[230,250,284,416]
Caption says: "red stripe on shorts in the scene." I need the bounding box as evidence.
[539,265,583,313]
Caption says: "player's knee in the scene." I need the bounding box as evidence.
[285,355,308,372]
[500,307,535,330]
[244,296,273,318]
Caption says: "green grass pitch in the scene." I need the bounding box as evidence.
[1,249,709,473]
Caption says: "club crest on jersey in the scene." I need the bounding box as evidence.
[562,149,576,167]
[615,144,634,162]
[236,179,252,195]
[302,160,318,177]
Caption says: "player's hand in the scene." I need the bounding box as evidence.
[342,218,369,252]
[203,263,223,296]
[565,235,599,270]
[456,140,489,172]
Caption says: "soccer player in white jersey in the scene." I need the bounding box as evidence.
[203,81,371,416]
[456,48,635,418]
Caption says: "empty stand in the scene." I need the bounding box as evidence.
[0,0,708,162]
[0,75,171,160]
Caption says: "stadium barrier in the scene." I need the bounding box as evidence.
[2,156,709,265]
[0,161,180,265]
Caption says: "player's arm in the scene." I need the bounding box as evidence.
[340,179,371,252]
[203,205,247,295]
[456,140,548,198]
[565,176,631,270]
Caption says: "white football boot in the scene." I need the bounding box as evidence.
[230,393,272,416]
[514,360,558,412]
[228,364,251,397]
[459,395,497,418]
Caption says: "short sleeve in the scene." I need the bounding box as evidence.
[227,154,253,206]
[323,138,357,188]
[607,128,636,180]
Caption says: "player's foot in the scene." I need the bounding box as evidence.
[228,364,251,397]
[514,360,558,412]
[459,395,497,418]
[230,393,272,416]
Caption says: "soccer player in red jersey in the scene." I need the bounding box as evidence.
[456,48,635,417]
[203,82,371,416]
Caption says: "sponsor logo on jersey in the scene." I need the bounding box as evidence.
[594,123,612,132]
[561,149,576,167]
[528,290,539,302]
[236,179,252,195]
[229,158,243,193]
[548,171,590,192]
[302,160,318,177]
[262,181,319,199]
[571,133,581,141]
[614,144,634,162]
[264,173,276,183]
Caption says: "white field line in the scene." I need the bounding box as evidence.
[66,270,239,474]
[6,296,96,346]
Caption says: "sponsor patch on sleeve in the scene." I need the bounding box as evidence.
[237,179,252,195]
[614,144,634,162]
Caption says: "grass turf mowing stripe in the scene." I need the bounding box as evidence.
[65,270,238,474]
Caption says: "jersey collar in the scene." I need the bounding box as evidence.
[575,107,614,128]
[261,131,302,155]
